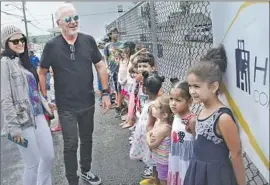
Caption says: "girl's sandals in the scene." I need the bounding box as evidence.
[110,103,118,109]
[119,120,128,126]
[122,121,133,129]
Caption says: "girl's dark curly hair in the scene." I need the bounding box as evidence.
[188,44,227,84]
[142,71,165,95]
[170,78,191,100]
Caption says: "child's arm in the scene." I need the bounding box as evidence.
[147,105,156,131]
[117,63,125,85]
[130,48,147,63]
[146,130,153,146]
[147,125,171,150]
[186,116,196,136]
[104,45,110,68]
[218,114,246,185]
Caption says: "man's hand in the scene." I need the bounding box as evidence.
[102,95,111,114]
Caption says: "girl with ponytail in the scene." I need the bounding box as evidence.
[129,72,165,184]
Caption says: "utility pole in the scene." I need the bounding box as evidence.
[22,1,29,40]
[51,14,56,36]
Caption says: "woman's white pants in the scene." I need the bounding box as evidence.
[18,114,54,185]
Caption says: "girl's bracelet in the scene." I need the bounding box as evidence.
[102,93,110,98]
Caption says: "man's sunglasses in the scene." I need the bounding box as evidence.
[8,37,26,45]
[63,15,79,23]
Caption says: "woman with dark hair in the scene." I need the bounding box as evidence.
[1,25,54,185]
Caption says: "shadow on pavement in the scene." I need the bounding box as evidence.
[1,102,143,185]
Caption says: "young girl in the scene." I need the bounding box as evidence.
[146,95,173,185]
[120,59,139,128]
[121,53,155,129]
[120,48,148,124]
[167,79,196,185]
[129,72,165,180]
[184,45,246,185]
[117,41,136,119]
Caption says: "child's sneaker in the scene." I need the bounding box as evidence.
[141,167,153,179]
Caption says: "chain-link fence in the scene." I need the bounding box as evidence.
[106,1,268,185]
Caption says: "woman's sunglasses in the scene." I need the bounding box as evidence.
[8,37,26,45]
[63,15,79,23]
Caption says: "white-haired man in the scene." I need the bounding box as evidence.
[38,3,110,185]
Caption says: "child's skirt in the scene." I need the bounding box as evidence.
[129,101,155,166]
[129,121,156,167]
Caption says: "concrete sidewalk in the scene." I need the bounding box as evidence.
[1,102,144,185]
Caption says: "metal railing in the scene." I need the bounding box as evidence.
[106,2,268,184]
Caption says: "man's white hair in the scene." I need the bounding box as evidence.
[55,3,76,20]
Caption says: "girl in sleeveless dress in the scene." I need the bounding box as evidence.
[184,45,246,185]
[129,72,165,184]
[118,41,136,103]
[167,79,196,185]
[146,95,173,185]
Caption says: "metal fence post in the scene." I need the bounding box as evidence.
[149,0,158,60]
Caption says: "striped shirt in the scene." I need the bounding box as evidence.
[152,135,170,165]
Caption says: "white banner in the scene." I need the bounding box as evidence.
[211,2,269,182]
